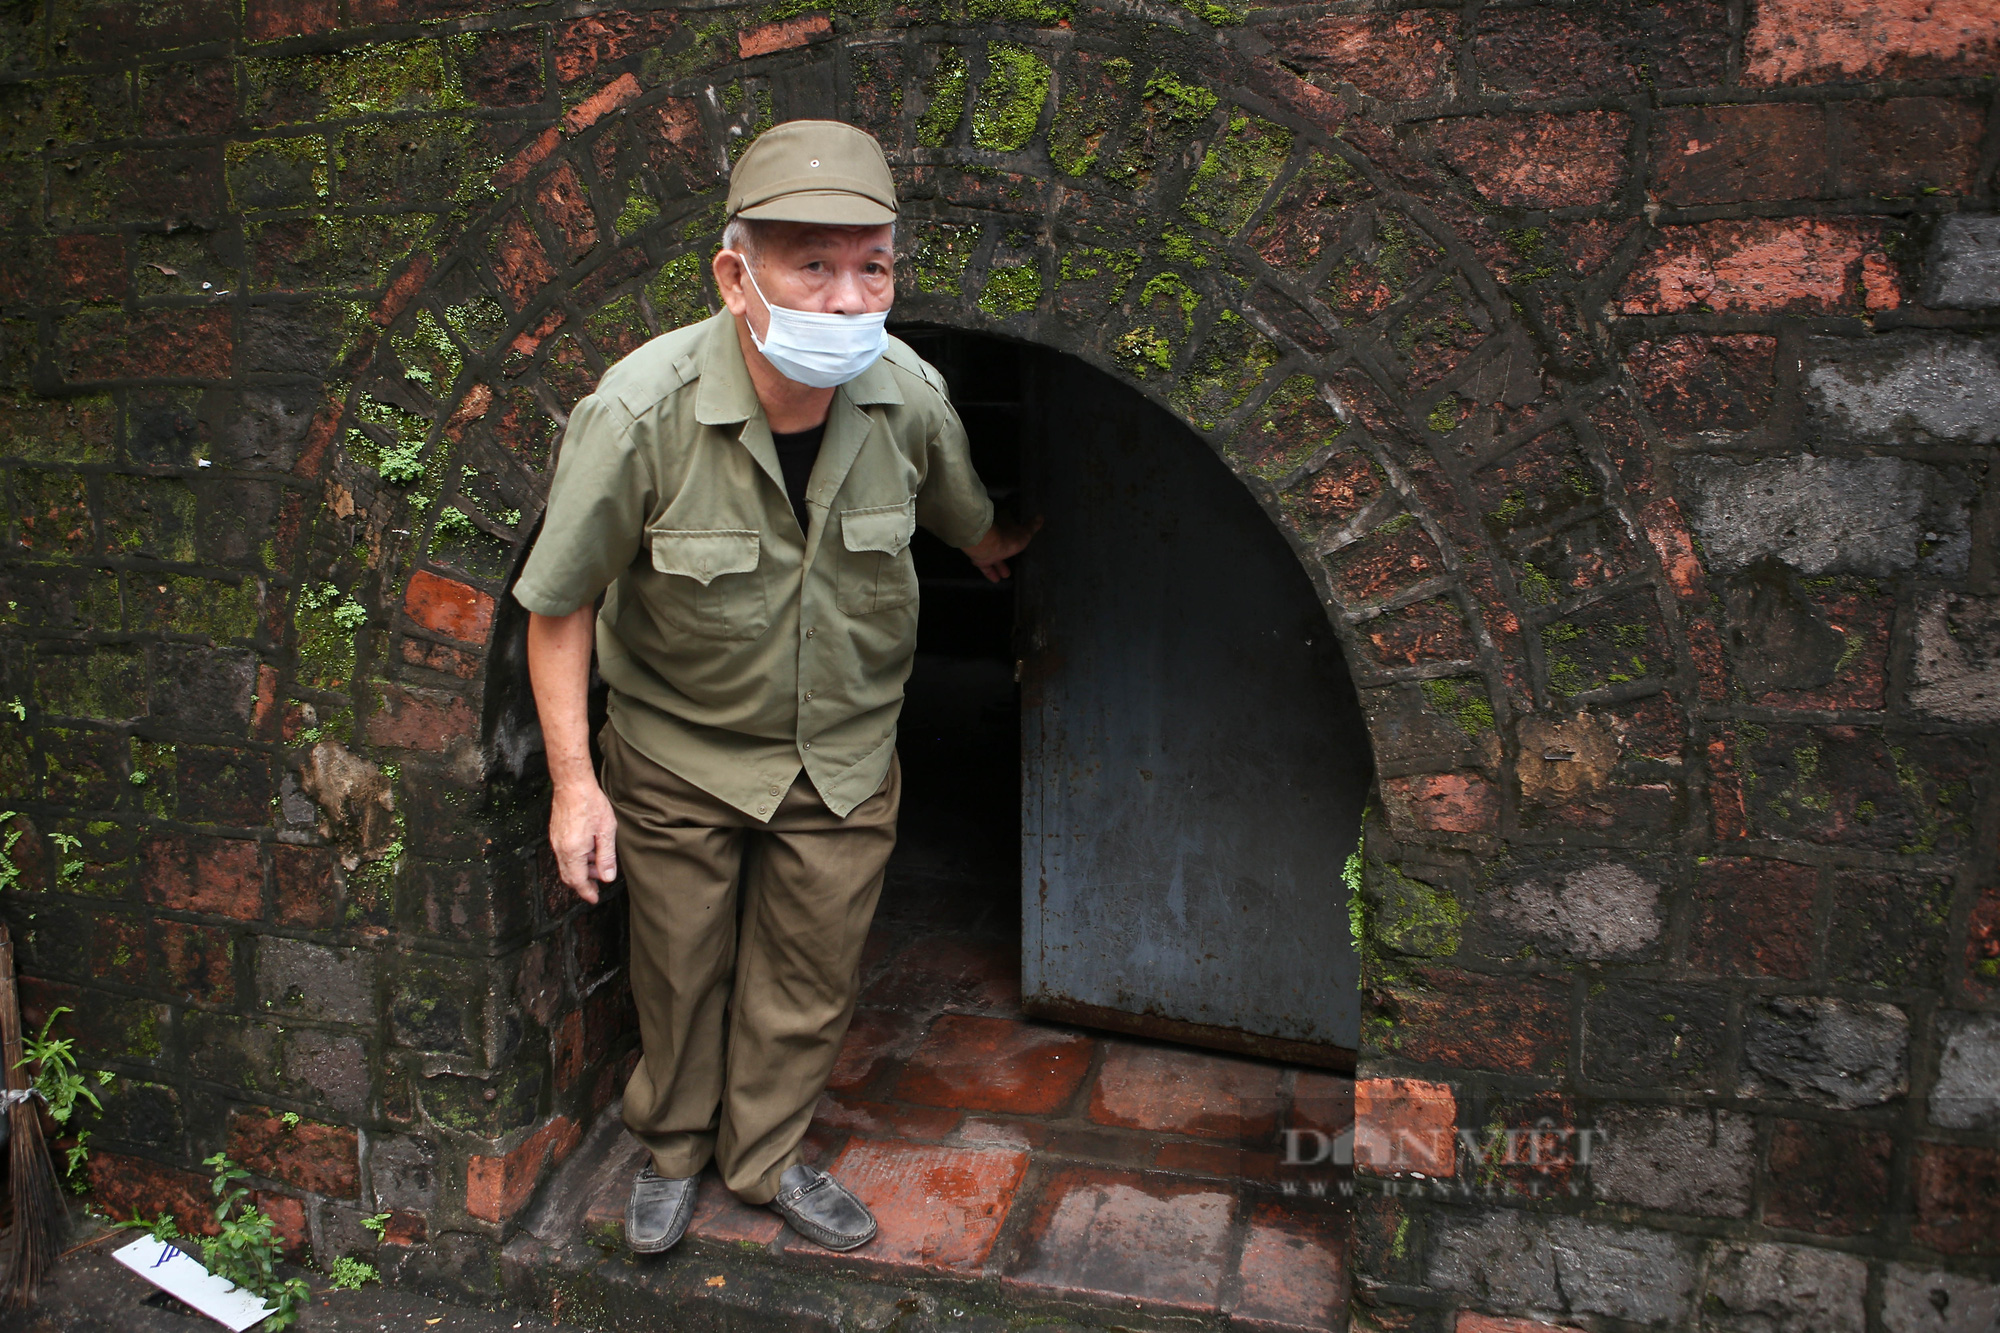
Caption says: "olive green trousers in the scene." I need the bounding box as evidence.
[602,724,898,1204]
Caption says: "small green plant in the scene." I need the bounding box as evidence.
[202,1153,311,1330]
[19,1006,112,1190]
[280,1111,301,1130]
[376,439,426,485]
[326,1256,378,1290]
[360,1212,391,1238]
[4,698,24,720]
[0,812,24,892]
[48,832,83,882]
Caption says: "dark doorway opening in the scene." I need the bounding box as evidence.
[883,328,1371,1068]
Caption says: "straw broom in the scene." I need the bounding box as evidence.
[0,923,63,1306]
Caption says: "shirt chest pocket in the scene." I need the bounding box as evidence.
[836,498,918,616]
[648,528,770,640]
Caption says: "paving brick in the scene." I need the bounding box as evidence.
[1005,1166,1237,1313]
[1225,1199,1347,1333]
[1088,1043,1284,1140]
[690,1170,786,1246]
[1290,1072,1355,1137]
[894,1015,1093,1116]
[813,1093,961,1143]
[826,1006,928,1095]
[787,1139,1027,1272]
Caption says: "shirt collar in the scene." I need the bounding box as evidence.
[693,307,905,425]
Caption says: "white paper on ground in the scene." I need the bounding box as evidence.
[111,1234,278,1331]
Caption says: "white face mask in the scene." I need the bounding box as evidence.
[737,258,891,388]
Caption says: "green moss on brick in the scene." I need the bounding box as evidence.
[1426,394,1461,434]
[1171,308,1280,431]
[616,191,661,239]
[1419,678,1495,736]
[225,136,330,210]
[917,50,968,147]
[646,252,712,331]
[963,0,1073,21]
[1181,113,1290,236]
[971,45,1051,152]
[905,222,981,297]
[0,395,114,464]
[977,264,1041,316]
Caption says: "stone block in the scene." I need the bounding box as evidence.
[1428,1211,1697,1325]
[367,1133,441,1213]
[1483,861,1661,961]
[1806,332,2000,447]
[1742,996,1908,1109]
[1700,1241,1866,1333]
[1583,981,1730,1091]
[1882,1265,2000,1333]
[1931,1011,2000,1130]
[1590,1105,1753,1217]
[1682,453,1972,578]
[281,1028,369,1119]
[1827,870,1955,988]
[256,937,375,1026]
[1763,1118,1893,1237]
[1910,593,2000,725]
[1925,214,2000,309]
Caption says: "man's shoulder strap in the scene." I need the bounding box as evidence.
[879,337,950,401]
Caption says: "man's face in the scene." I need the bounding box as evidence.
[720,222,895,342]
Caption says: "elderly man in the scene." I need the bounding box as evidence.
[511,120,1036,1253]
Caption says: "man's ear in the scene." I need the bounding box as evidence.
[713,248,750,317]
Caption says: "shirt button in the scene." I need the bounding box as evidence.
[803,741,812,750]
[803,690,814,701]
[804,627,815,638]
[769,786,781,796]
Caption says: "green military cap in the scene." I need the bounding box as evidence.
[726,120,898,226]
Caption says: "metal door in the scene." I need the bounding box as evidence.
[1018,352,1368,1064]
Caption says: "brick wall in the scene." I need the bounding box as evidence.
[0,0,1992,1320]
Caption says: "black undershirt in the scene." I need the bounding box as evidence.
[770,423,825,536]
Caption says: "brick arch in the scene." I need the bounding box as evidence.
[321,23,1701,850]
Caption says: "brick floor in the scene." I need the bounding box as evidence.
[530,837,1351,1332]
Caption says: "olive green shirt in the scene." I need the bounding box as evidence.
[512,310,995,821]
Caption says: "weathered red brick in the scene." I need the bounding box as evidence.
[89,915,148,986]
[401,636,483,679]
[535,163,598,260]
[245,0,335,39]
[1617,218,1896,315]
[1329,521,1443,606]
[1382,772,1497,834]
[58,308,232,382]
[1354,1077,1455,1176]
[1434,111,1629,208]
[160,920,236,1003]
[1966,884,2000,1001]
[272,844,338,929]
[142,834,264,921]
[140,60,236,137]
[1388,966,1568,1075]
[365,682,477,750]
[1764,1118,1892,1236]
[1650,103,1826,205]
[256,1191,309,1258]
[896,1014,1094,1115]
[738,14,832,59]
[1261,11,1459,102]
[53,234,125,303]
[228,1107,360,1198]
[1361,597,1476,669]
[555,11,679,84]
[1087,1043,1284,1140]
[1457,1316,1573,1333]
[1475,0,1729,95]
[465,1115,582,1222]
[1745,0,2000,85]
[87,1152,217,1237]
[489,211,557,313]
[1628,334,1776,437]
[561,72,642,134]
[1689,858,1818,980]
[403,569,496,645]
[803,1139,1027,1273]
[459,28,544,108]
[1912,1142,2000,1255]
[1834,97,1986,198]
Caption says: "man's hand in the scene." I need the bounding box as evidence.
[528,605,619,905]
[961,515,1043,583]
[550,779,619,904]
